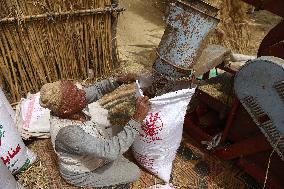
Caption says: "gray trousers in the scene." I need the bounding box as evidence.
[59,156,140,188]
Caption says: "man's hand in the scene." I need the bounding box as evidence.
[116,73,137,85]
[133,96,150,123]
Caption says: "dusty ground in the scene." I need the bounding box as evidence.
[116,0,166,75]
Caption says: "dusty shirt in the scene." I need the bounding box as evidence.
[50,114,109,173]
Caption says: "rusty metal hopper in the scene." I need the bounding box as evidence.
[153,0,219,79]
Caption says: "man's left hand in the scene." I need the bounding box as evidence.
[116,73,138,84]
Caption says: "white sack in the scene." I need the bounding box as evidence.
[20,93,50,133]
[133,80,196,182]
[0,87,15,120]
[15,93,50,139]
[0,160,24,189]
[0,102,36,174]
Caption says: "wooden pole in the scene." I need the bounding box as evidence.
[0,7,125,24]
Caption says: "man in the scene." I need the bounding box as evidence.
[39,75,150,188]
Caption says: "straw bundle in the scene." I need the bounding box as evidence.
[208,0,253,54]
[99,83,136,126]
[0,0,123,103]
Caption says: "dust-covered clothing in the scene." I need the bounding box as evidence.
[50,79,141,187]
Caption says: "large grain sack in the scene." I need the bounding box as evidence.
[0,102,36,174]
[133,80,196,183]
[0,87,15,119]
[0,160,24,188]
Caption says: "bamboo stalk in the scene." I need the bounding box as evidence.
[30,21,52,82]
[101,16,106,76]
[76,16,86,78]
[57,23,68,79]
[19,30,41,92]
[66,18,75,78]
[65,19,77,79]
[105,15,110,75]
[16,0,41,91]
[41,22,58,82]
[46,23,62,80]
[107,14,112,72]
[27,25,49,84]
[63,21,72,78]
[70,19,80,79]
[25,26,48,85]
[0,27,19,101]
[0,55,9,86]
[107,13,112,73]
[3,27,29,95]
[0,41,14,100]
[92,15,98,79]
[69,27,79,79]
[51,25,64,78]
[84,20,90,78]
[98,15,103,77]
[14,25,37,91]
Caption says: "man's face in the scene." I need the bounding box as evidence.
[57,81,87,116]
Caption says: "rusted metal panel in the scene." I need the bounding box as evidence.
[258,20,284,60]
[154,0,219,78]
[239,157,284,189]
[214,135,271,160]
[241,1,284,60]
[241,0,284,18]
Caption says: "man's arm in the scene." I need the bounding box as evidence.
[84,74,137,103]
[55,119,141,161]
[84,78,120,104]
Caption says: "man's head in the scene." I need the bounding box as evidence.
[39,80,87,117]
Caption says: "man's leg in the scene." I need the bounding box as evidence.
[60,156,140,188]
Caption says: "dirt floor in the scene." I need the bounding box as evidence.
[116,0,166,75]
